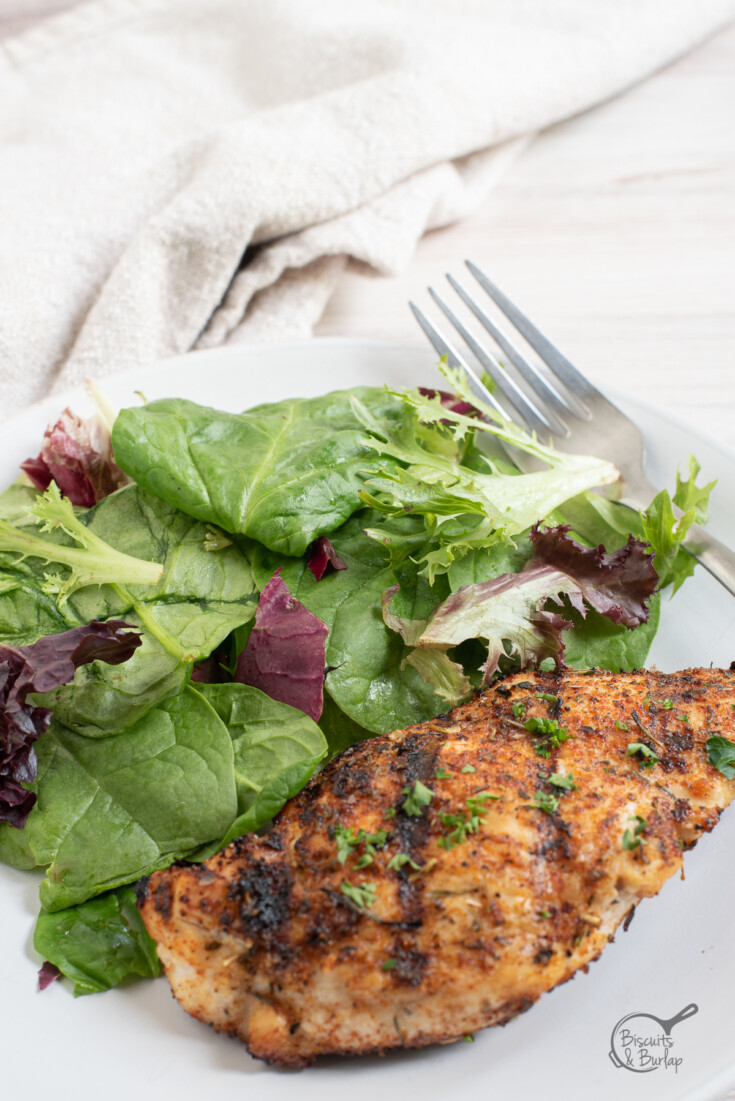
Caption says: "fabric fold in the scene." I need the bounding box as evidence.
[0,0,733,411]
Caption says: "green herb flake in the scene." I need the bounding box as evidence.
[524,716,570,756]
[340,880,377,909]
[381,958,397,971]
[438,791,500,850]
[461,764,476,774]
[435,766,453,780]
[334,823,389,865]
[531,790,560,815]
[706,735,735,779]
[466,791,501,814]
[464,1034,475,1043]
[387,852,422,872]
[511,702,526,720]
[536,693,559,706]
[622,815,646,851]
[662,698,674,710]
[643,694,653,707]
[401,780,434,817]
[334,823,360,864]
[615,719,629,732]
[538,909,551,919]
[548,772,577,791]
[538,658,556,673]
[626,742,659,770]
[384,807,397,818]
[677,713,690,725]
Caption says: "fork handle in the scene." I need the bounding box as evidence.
[620,482,735,600]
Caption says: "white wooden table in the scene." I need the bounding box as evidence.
[2,3,734,455]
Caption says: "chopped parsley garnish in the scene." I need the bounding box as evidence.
[622,815,646,851]
[340,880,377,909]
[466,790,500,814]
[334,823,359,864]
[435,766,453,779]
[384,807,396,818]
[706,735,735,779]
[461,764,476,774]
[381,958,397,971]
[524,716,571,757]
[335,823,389,865]
[677,713,690,724]
[643,693,653,707]
[547,771,577,791]
[662,698,674,710]
[538,909,551,919]
[531,790,559,814]
[615,719,629,731]
[511,702,526,720]
[401,780,434,817]
[438,790,500,850]
[464,1034,475,1043]
[626,742,659,770]
[536,692,559,705]
[387,852,423,872]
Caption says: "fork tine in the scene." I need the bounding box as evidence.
[427,287,558,437]
[408,302,508,420]
[465,261,602,406]
[445,274,585,427]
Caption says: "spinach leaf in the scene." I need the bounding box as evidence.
[0,685,237,910]
[33,884,161,996]
[31,486,257,736]
[318,691,374,758]
[324,562,450,733]
[0,565,78,646]
[562,591,661,672]
[194,682,327,845]
[706,734,735,779]
[111,389,402,555]
[0,482,41,524]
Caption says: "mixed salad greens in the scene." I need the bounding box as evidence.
[0,363,714,996]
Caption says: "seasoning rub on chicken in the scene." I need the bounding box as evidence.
[139,666,735,1067]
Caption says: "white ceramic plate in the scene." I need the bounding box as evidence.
[2,340,735,1101]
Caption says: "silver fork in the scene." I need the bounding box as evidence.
[410,260,735,598]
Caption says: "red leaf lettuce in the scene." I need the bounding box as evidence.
[1,621,142,828]
[235,570,328,721]
[22,408,129,508]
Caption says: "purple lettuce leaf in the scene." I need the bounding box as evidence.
[21,408,129,508]
[235,570,328,721]
[1,621,142,828]
[38,961,61,991]
[528,524,657,627]
[307,536,347,581]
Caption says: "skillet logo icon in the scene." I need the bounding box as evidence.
[609,1003,698,1074]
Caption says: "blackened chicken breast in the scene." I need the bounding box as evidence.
[139,667,735,1067]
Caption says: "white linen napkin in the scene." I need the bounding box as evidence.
[0,0,733,414]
